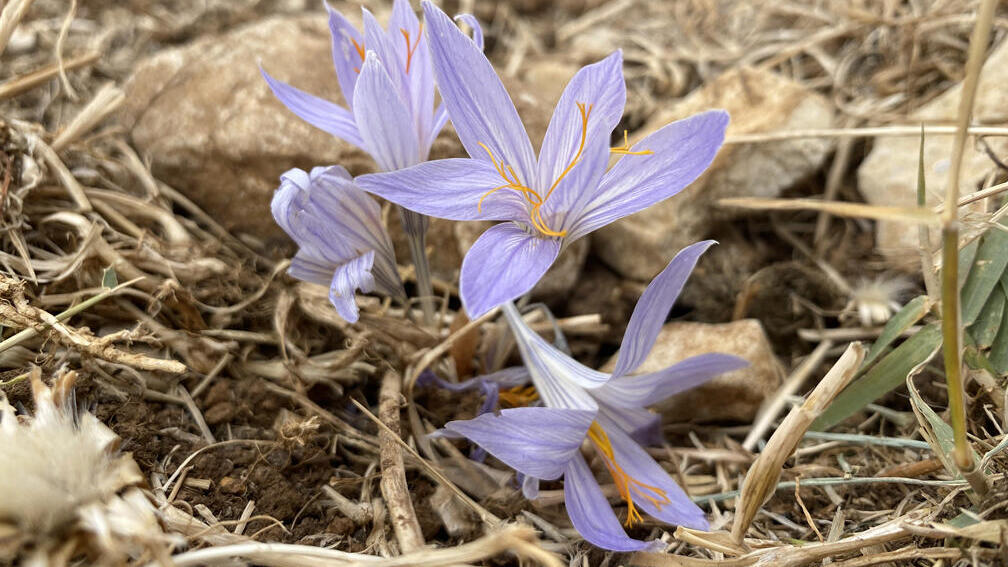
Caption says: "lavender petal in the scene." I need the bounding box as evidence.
[502,303,611,400]
[353,52,422,170]
[563,454,661,552]
[611,240,715,377]
[537,51,625,192]
[597,402,662,446]
[600,417,709,530]
[452,14,484,51]
[260,68,364,148]
[422,2,537,185]
[328,251,377,323]
[597,353,749,408]
[325,2,365,108]
[568,109,729,240]
[438,407,595,480]
[460,224,560,318]
[356,158,530,221]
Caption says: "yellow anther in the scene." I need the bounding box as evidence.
[475,143,567,237]
[475,101,599,238]
[610,130,654,156]
[498,385,539,407]
[587,422,671,527]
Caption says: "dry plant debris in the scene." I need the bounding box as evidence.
[0,0,1007,566]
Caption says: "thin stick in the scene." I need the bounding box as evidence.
[0,276,144,354]
[743,340,834,451]
[377,370,425,553]
[725,124,1008,145]
[349,397,502,528]
[32,136,92,211]
[940,0,995,496]
[731,343,864,543]
[55,0,78,99]
[720,197,940,225]
[0,51,101,101]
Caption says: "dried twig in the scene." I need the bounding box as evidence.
[377,370,425,553]
[731,343,864,543]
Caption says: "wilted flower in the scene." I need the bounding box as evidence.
[272,166,405,322]
[357,1,728,317]
[435,241,748,550]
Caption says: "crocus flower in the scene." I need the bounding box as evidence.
[272,166,405,323]
[261,0,480,172]
[435,241,748,551]
[357,1,729,317]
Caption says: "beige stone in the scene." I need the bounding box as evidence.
[602,319,783,423]
[594,66,835,280]
[121,14,371,240]
[858,40,1008,267]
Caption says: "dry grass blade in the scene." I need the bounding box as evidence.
[0,51,101,101]
[0,0,34,59]
[719,198,940,225]
[161,524,562,567]
[51,83,125,151]
[731,342,865,543]
[724,125,1008,145]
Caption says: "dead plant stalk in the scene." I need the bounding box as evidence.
[940,0,995,497]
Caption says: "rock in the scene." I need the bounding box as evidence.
[858,41,1008,267]
[602,319,783,423]
[121,14,372,239]
[594,66,835,280]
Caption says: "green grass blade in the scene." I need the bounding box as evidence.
[968,285,1005,349]
[812,324,943,431]
[961,226,1008,326]
[907,372,980,479]
[863,295,930,369]
[988,302,1008,374]
[958,238,980,288]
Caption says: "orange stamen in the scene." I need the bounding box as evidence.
[350,37,366,61]
[349,36,366,74]
[498,385,539,407]
[610,130,654,156]
[474,101,599,238]
[587,422,671,527]
[543,102,592,202]
[401,24,424,74]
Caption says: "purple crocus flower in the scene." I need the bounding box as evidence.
[261,0,478,171]
[262,0,482,324]
[272,166,405,323]
[356,2,729,317]
[435,241,748,551]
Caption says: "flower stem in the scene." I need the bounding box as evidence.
[397,206,435,327]
[938,0,995,498]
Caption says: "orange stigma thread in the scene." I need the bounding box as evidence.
[610,130,654,156]
[476,102,594,238]
[498,385,539,408]
[350,37,366,73]
[400,25,423,74]
[587,422,670,527]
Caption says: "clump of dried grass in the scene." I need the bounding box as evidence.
[0,0,1007,566]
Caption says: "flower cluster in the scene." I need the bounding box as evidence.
[264,0,744,552]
